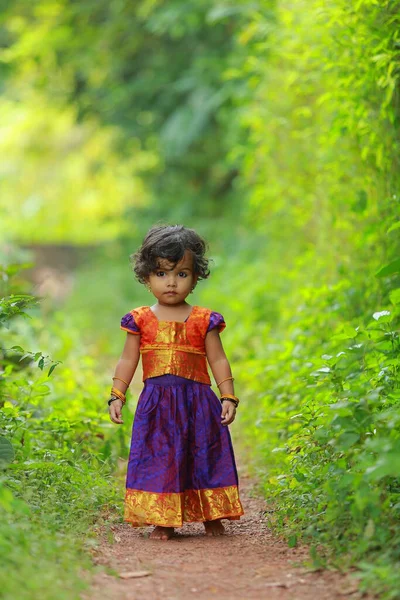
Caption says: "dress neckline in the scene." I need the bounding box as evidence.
[148,305,197,324]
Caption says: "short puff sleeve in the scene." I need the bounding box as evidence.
[207,311,226,333]
[120,311,140,335]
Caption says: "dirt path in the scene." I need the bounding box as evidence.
[87,461,366,600]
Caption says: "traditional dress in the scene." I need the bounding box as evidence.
[120,305,244,527]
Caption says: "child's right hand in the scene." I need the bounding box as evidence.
[109,399,124,424]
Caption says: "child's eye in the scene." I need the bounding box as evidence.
[156,271,165,277]
[178,272,188,278]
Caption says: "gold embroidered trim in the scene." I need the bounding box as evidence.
[141,345,206,355]
[124,485,244,527]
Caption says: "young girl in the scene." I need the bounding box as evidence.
[109,225,244,540]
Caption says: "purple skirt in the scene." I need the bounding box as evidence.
[124,374,244,527]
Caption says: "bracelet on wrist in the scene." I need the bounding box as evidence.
[220,394,239,408]
[216,376,235,388]
[107,394,125,406]
[108,395,123,406]
[112,376,130,387]
[110,386,126,403]
[221,398,239,408]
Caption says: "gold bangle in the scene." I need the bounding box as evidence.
[220,396,239,408]
[111,387,126,403]
[111,386,125,396]
[112,376,130,387]
[216,376,235,388]
[220,393,239,405]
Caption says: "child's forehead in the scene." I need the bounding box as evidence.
[156,250,193,270]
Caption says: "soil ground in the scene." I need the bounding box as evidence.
[86,461,368,600]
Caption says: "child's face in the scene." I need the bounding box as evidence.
[146,250,197,305]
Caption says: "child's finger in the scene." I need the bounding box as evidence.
[221,402,236,425]
[221,407,231,422]
[109,405,123,424]
[225,405,236,424]
[115,407,124,423]
[227,411,236,424]
[111,414,124,424]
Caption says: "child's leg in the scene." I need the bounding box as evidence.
[149,526,175,540]
[203,519,225,536]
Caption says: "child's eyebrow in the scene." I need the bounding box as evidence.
[156,265,192,270]
[156,264,192,272]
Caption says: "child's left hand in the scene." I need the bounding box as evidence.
[221,400,236,426]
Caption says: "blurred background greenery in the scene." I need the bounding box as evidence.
[1,1,400,598]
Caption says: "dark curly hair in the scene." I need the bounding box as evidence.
[131,225,210,284]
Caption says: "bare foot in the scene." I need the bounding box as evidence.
[149,526,174,540]
[203,519,225,536]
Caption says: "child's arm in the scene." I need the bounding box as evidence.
[109,333,141,425]
[205,329,237,426]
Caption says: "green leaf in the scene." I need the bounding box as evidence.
[372,310,391,322]
[10,345,24,353]
[330,325,358,340]
[38,357,45,370]
[365,453,400,481]
[375,258,400,278]
[335,432,360,451]
[384,358,400,367]
[0,437,15,467]
[288,534,297,548]
[48,363,58,377]
[386,221,400,234]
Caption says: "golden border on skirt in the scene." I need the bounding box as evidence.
[124,484,244,527]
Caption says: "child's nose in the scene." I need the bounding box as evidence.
[167,275,177,287]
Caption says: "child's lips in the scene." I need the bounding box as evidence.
[165,291,177,295]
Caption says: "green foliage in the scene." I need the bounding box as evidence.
[0,97,149,243]
[0,493,89,600]
[0,437,14,465]
[0,263,122,600]
[232,278,400,596]
[0,0,253,221]
[212,1,400,596]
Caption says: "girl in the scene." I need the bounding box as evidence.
[109,225,244,540]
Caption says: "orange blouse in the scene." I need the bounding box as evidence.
[120,305,225,384]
